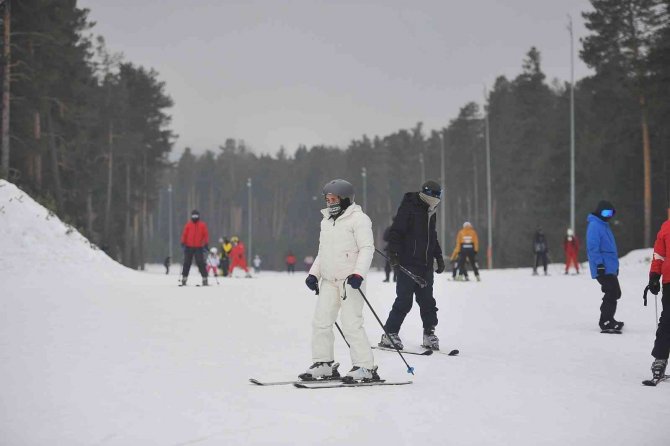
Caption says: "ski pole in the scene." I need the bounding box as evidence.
[356,288,415,375]
[374,248,427,288]
[334,322,350,348]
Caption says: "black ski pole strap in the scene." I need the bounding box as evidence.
[643,286,649,307]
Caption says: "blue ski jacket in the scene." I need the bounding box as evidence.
[586,213,619,279]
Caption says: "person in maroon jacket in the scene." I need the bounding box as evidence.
[563,228,580,275]
[646,218,670,380]
[180,209,210,286]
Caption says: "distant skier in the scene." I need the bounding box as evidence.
[163,256,171,275]
[286,252,297,274]
[206,247,220,277]
[586,200,624,333]
[220,237,232,277]
[379,180,445,351]
[228,236,251,278]
[532,227,549,276]
[563,228,580,275]
[382,224,397,283]
[252,254,262,274]
[180,209,209,286]
[303,255,314,272]
[450,222,480,281]
[302,179,378,382]
[644,218,670,380]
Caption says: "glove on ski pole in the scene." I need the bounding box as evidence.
[374,248,427,288]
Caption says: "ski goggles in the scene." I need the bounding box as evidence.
[600,209,615,218]
[422,187,442,199]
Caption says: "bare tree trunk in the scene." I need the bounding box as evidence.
[1,0,10,179]
[46,109,64,211]
[640,95,652,247]
[103,121,114,245]
[86,190,93,236]
[124,162,131,266]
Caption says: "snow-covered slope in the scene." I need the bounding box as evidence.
[1,179,668,445]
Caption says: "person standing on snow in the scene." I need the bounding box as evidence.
[252,254,262,274]
[563,228,580,275]
[644,218,670,380]
[206,247,220,277]
[220,237,232,277]
[302,179,378,383]
[180,209,209,286]
[286,252,297,274]
[163,256,171,275]
[450,221,481,282]
[532,227,549,276]
[380,180,445,351]
[382,224,398,283]
[228,236,251,278]
[586,200,624,333]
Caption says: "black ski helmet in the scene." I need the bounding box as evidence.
[191,209,200,221]
[420,180,442,199]
[323,179,355,201]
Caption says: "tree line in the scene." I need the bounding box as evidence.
[2,0,669,271]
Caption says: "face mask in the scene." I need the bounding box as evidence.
[419,192,441,210]
[191,214,200,222]
[327,203,341,216]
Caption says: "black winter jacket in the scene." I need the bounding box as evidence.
[387,192,443,275]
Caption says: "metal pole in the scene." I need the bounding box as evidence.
[569,17,576,232]
[247,177,252,259]
[361,167,367,212]
[419,152,425,184]
[484,87,493,269]
[440,133,445,250]
[168,184,173,260]
[1,0,11,179]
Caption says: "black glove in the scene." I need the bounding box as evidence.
[649,273,661,295]
[389,251,400,268]
[347,274,363,289]
[305,274,319,295]
[596,264,606,277]
[435,257,445,274]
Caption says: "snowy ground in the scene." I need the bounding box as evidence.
[2,179,669,445]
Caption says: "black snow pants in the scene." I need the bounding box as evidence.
[384,260,397,282]
[457,249,479,277]
[652,283,670,360]
[596,274,621,323]
[384,271,438,334]
[534,252,548,273]
[182,246,207,278]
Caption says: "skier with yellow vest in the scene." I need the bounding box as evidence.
[450,222,481,281]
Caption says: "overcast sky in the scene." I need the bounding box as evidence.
[78,0,595,158]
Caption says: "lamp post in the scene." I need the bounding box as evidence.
[568,14,576,233]
[247,177,252,259]
[168,184,173,261]
[484,88,493,269]
[419,152,425,184]
[361,167,367,212]
[440,133,446,249]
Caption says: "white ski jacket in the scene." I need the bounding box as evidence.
[309,204,375,282]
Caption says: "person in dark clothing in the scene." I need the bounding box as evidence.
[586,200,624,333]
[379,180,446,351]
[180,209,209,286]
[532,227,549,276]
[382,225,398,283]
[646,218,670,379]
[163,256,171,275]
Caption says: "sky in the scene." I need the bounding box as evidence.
[78,0,595,158]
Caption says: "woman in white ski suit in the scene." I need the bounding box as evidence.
[308,201,376,370]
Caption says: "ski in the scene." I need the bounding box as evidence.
[431,348,460,356]
[249,377,341,387]
[294,380,413,389]
[642,375,669,387]
[372,346,433,356]
[600,329,622,334]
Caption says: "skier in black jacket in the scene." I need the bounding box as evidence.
[379,180,445,350]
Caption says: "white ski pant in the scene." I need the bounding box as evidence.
[312,279,374,369]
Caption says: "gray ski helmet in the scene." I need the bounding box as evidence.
[323,179,355,201]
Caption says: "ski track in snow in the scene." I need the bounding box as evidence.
[1,179,670,445]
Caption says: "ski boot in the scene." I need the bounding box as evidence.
[342,365,380,383]
[475,275,481,282]
[298,361,340,381]
[599,319,624,333]
[202,277,208,286]
[651,358,667,380]
[422,328,440,350]
[180,276,187,286]
[379,332,404,350]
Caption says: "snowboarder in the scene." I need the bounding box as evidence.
[252,254,262,274]
[206,247,220,277]
[180,209,209,286]
[563,228,580,275]
[302,179,378,382]
[645,218,670,380]
[450,222,480,282]
[586,200,624,333]
[163,256,170,275]
[380,180,445,351]
[382,224,398,283]
[532,227,549,276]
[228,236,251,278]
[286,252,297,274]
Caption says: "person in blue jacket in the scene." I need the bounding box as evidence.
[586,200,624,332]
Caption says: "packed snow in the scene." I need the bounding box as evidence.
[1,178,669,445]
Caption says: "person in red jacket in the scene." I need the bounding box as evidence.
[228,236,251,278]
[180,209,209,286]
[286,252,297,274]
[563,228,580,275]
[646,219,670,380]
